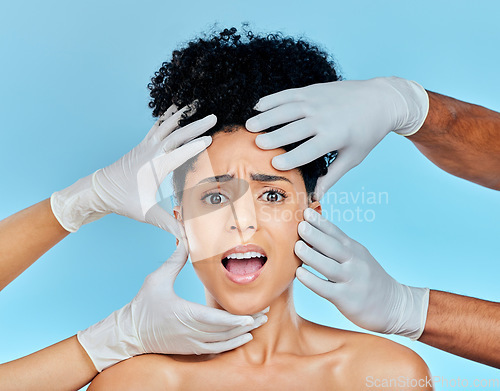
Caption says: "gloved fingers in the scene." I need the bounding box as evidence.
[157,104,179,125]
[251,306,271,318]
[164,114,217,150]
[216,315,268,339]
[191,303,270,332]
[255,119,314,149]
[294,240,347,282]
[192,315,268,343]
[295,266,338,301]
[146,105,190,141]
[156,105,202,142]
[160,103,180,120]
[252,86,304,112]
[194,333,254,354]
[302,207,351,247]
[270,138,331,171]
[246,102,306,132]
[144,204,186,240]
[190,303,263,330]
[163,135,212,171]
[144,240,189,286]
[313,153,353,200]
[187,303,269,335]
[298,220,351,263]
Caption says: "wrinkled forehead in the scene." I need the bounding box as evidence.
[184,127,304,188]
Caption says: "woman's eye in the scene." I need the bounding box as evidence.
[261,190,285,203]
[202,192,228,205]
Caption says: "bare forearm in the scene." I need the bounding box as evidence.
[409,91,500,190]
[418,290,500,368]
[0,335,97,391]
[0,198,69,291]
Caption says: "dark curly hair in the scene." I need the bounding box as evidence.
[148,26,340,204]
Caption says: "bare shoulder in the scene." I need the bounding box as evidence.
[339,331,432,390]
[88,354,178,391]
[302,321,432,390]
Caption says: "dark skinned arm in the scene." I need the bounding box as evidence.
[418,290,500,368]
[410,93,500,365]
[408,91,500,190]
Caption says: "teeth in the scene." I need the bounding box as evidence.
[226,251,266,260]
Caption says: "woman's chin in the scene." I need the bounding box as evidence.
[218,300,269,316]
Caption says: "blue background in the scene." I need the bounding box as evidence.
[1,1,499,389]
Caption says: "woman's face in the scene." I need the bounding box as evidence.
[174,127,321,315]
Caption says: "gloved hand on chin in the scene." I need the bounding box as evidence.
[78,239,269,372]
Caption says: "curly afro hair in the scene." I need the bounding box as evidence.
[148,26,340,203]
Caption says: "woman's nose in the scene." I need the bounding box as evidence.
[226,190,258,234]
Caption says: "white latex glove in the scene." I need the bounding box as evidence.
[51,104,215,237]
[78,240,269,372]
[245,77,429,200]
[294,208,429,340]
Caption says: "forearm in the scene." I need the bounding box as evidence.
[0,198,69,291]
[0,335,97,391]
[418,290,500,368]
[408,91,500,190]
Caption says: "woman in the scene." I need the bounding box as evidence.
[89,26,432,390]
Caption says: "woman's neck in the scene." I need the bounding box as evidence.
[205,284,306,365]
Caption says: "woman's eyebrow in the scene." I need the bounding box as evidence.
[250,173,292,184]
[196,174,233,185]
[196,173,292,186]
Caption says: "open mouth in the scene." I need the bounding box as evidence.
[221,244,268,284]
[222,254,267,275]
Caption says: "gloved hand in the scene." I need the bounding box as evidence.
[246,77,429,200]
[78,240,269,372]
[294,208,429,340]
[51,104,215,237]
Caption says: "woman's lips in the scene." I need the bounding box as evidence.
[221,257,267,285]
[221,243,267,259]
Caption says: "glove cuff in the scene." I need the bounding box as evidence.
[385,77,430,137]
[50,172,110,232]
[77,303,143,372]
[392,285,430,340]
[408,286,430,341]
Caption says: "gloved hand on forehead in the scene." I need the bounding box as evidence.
[294,208,429,340]
[50,103,216,237]
[78,238,269,372]
[246,77,429,200]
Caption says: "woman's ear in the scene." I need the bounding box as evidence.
[173,206,183,247]
[173,205,183,222]
[308,200,322,215]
